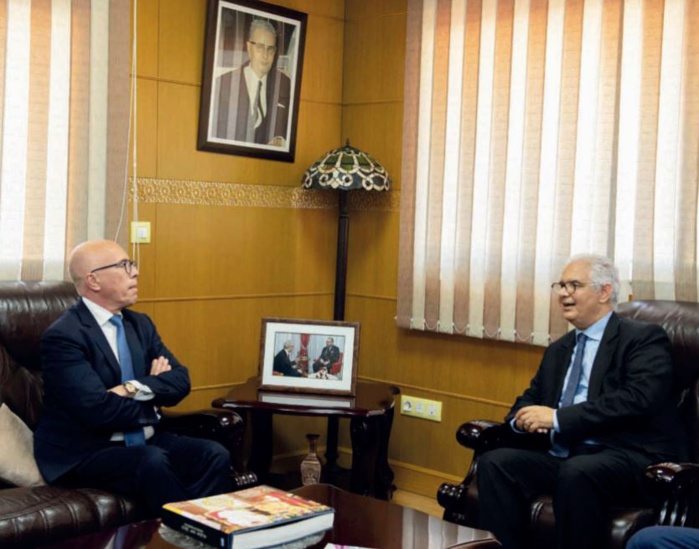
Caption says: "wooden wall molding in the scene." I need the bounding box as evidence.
[130,177,400,211]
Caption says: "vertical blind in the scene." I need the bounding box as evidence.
[397,0,699,345]
[0,0,130,281]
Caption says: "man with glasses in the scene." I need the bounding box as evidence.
[34,240,232,517]
[476,254,687,549]
[213,18,291,146]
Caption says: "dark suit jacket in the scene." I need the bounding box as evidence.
[214,63,291,144]
[506,312,687,462]
[313,345,340,372]
[273,349,301,377]
[34,299,190,483]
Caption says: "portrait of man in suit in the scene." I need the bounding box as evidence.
[212,18,291,147]
[312,337,340,373]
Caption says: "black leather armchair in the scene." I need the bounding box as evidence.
[438,300,699,549]
[0,281,255,548]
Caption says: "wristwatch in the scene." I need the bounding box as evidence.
[123,381,138,398]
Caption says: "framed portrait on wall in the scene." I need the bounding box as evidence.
[198,0,307,162]
[259,318,360,396]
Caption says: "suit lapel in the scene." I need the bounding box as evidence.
[123,315,147,378]
[75,299,122,379]
[553,332,576,403]
[588,312,620,397]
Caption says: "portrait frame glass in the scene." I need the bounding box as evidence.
[198,0,307,162]
[259,318,360,396]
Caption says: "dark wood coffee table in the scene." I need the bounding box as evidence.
[37,484,501,548]
[212,377,399,499]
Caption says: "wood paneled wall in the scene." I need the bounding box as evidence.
[131,0,545,498]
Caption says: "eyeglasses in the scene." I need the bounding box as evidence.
[248,41,277,55]
[90,259,138,276]
[551,281,587,294]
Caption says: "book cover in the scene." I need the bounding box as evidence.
[161,485,334,549]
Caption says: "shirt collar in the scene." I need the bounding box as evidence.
[81,296,118,327]
[577,310,613,342]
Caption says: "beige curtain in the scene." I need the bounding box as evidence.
[0,0,130,281]
[398,0,699,345]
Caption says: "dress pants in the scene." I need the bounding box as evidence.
[627,526,699,549]
[66,432,232,516]
[476,445,653,549]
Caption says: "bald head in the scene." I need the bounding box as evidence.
[69,240,139,313]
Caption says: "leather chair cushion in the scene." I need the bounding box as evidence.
[0,485,142,547]
[0,403,44,487]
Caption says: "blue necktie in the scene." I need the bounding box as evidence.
[551,332,587,457]
[109,315,146,446]
[560,333,587,408]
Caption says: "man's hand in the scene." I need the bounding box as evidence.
[150,356,171,376]
[514,405,555,433]
[108,384,129,397]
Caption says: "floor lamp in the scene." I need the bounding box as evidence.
[302,140,391,470]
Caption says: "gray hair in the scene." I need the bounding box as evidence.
[283,339,294,350]
[568,254,620,305]
[249,19,276,40]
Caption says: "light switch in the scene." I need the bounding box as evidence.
[130,221,151,244]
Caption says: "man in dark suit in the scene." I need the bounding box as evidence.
[477,254,687,549]
[313,337,340,373]
[213,19,291,146]
[33,240,232,516]
[273,340,302,377]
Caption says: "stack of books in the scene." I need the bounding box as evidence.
[161,485,334,549]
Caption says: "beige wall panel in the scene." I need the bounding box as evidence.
[299,15,344,104]
[345,0,407,20]
[341,103,403,190]
[158,0,206,85]
[271,415,329,458]
[390,397,503,478]
[147,203,337,298]
[346,209,399,299]
[130,78,158,178]
[150,296,334,386]
[346,297,542,403]
[343,12,406,104]
[135,0,159,79]
[157,83,341,184]
[128,202,158,297]
[130,301,155,319]
[294,100,343,174]
[174,386,232,412]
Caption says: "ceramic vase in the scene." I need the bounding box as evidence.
[300,433,322,485]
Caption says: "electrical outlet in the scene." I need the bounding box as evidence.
[400,395,442,422]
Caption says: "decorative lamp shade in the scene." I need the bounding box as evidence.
[302,141,391,191]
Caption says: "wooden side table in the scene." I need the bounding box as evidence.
[212,377,399,499]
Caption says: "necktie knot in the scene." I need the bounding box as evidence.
[109,315,123,328]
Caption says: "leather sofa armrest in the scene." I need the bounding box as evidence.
[159,408,257,490]
[159,408,244,438]
[456,419,550,453]
[644,462,699,527]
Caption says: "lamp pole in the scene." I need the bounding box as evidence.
[325,190,349,471]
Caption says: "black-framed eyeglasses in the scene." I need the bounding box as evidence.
[248,40,277,55]
[90,259,138,276]
[551,281,587,294]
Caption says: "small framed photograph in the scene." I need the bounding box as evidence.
[259,318,360,396]
[198,0,307,162]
